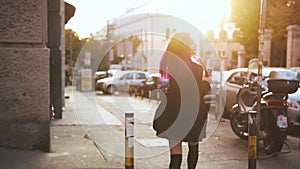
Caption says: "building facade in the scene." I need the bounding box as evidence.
[110,13,220,72]
[286,25,300,68]
[0,0,74,152]
[0,0,50,151]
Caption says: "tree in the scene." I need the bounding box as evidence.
[229,0,260,55]
[229,0,300,66]
[65,29,87,65]
[267,0,300,66]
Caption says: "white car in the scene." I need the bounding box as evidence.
[94,69,117,83]
[223,67,300,117]
[96,70,150,94]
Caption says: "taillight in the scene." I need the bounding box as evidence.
[268,101,285,106]
[276,111,284,116]
[268,101,286,115]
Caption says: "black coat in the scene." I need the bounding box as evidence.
[153,51,210,142]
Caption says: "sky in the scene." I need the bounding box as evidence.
[65,0,231,39]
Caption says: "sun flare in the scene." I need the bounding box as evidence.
[65,0,231,38]
[157,0,231,33]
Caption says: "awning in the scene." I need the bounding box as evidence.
[65,1,76,24]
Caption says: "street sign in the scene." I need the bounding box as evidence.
[81,68,92,91]
[84,52,91,66]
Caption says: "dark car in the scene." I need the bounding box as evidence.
[129,73,169,100]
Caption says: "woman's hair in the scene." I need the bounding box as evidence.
[159,32,196,79]
[166,32,195,59]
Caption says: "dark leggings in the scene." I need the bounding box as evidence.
[169,144,199,169]
[169,154,182,169]
[188,144,199,169]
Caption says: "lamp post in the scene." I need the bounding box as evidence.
[248,1,267,169]
[257,0,267,136]
[256,0,267,151]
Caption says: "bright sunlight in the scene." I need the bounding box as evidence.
[124,0,232,34]
[161,0,231,32]
[65,0,231,38]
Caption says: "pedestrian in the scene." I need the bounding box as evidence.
[153,32,211,169]
[65,61,72,86]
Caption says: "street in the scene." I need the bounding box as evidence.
[65,88,300,169]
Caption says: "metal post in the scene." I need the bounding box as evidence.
[48,0,65,119]
[248,110,257,169]
[257,0,267,135]
[125,113,134,169]
[248,1,267,168]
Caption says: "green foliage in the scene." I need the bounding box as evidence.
[65,29,87,65]
[267,0,300,66]
[229,0,300,66]
[229,0,260,55]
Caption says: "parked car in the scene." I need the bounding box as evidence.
[222,67,300,124]
[206,71,228,98]
[94,69,116,85]
[204,70,228,116]
[289,67,300,74]
[129,73,169,99]
[96,70,150,94]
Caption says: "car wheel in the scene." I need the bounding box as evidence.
[107,85,116,94]
[230,108,248,140]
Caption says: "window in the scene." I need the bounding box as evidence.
[228,71,247,85]
[127,73,134,80]
[136,73,146,79]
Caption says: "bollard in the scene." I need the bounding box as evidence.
[134,88,138,98]
[141,88,144,100]
[148,90,152,102]
[125,113,134,169]
[156,90,160,104]
[248,110,257,169]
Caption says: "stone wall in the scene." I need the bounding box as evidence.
[286,25,300,68]
[0,0,50,151]
[263,29,272,66]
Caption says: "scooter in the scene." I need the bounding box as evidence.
[230,71,299,155]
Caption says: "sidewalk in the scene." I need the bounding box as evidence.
[0,86,245,169]
[0,87,226,169]
[0,87,122,169]
[1,87,299,169]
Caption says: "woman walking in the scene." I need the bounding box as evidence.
[153,32,210,169]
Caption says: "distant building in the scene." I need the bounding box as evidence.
[107,1,246,71]
[110,13,220,72]
[286,25,300,68]
[212,21,245,69]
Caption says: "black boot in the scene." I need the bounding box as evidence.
[169,154,182,169]
[187,144,199,169]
